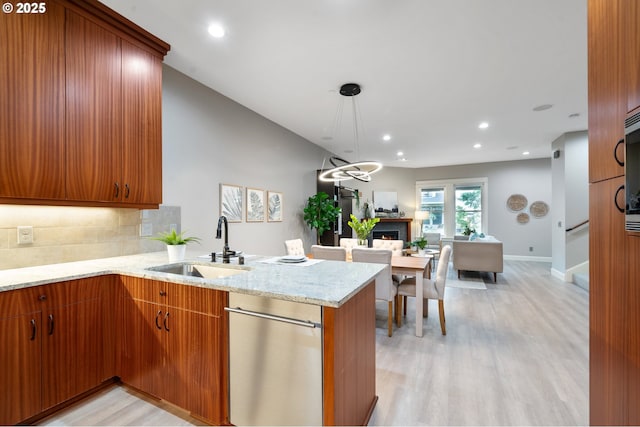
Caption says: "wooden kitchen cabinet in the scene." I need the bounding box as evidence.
[65,9,122,203]
[0,0,168,208]
[65,11,163,206]
[0,277,107,425]
[625,0,640,113]
[588,0,625,183]
[119,276,227,424]
[589,177,627,425]
[0,287,43,425]
[0,2,66,200]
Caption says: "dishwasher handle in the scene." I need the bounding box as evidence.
[225,306,321,329]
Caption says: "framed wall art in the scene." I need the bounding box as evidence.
[220,184,243,222]
[267,191,283,222]
[246,188,265,222]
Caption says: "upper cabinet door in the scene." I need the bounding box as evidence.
[65,10,122,202]
[588,0,626,183]
[121,40,163,205]
[625,0,640,113]
[0,3,66,200]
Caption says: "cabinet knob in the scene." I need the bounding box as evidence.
[159,290,167,296]
[38,294,47,301]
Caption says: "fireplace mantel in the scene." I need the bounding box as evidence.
[375,217,413,243]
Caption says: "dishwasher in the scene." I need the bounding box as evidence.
[226,292,323,426]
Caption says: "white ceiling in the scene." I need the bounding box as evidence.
[102,0,588,169]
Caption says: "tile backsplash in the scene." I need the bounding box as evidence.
[0,205,180,270]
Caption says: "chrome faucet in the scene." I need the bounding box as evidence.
[216,215,234,263]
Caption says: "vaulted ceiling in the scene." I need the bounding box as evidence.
[102,0,587,168]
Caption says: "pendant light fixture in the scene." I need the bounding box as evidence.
[318,83,383,183]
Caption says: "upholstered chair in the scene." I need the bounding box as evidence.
[423,233,441,250]
[284,239,305,256]
[397,245,452,335]
[372,239,404,256]
[351,248,397,337]
[310,245,347,261]
[339,238,360,261]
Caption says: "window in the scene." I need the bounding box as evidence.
[455,185,482,235]
[418,187,444,235]
[416,178,487,237]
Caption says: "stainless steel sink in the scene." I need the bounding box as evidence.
[147,262,250,279]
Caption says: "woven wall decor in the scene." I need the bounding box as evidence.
[507,194,528,212]
[517,212,530,224]
[530,201,550,218]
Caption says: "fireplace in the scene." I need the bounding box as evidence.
[372,218,412,245]
[372,231,399,240]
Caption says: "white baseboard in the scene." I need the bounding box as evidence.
[550,268,566,281]
[503,255,552,262]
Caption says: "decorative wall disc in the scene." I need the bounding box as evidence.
[530,201,550,218]
[507,194,528,212]
[517,212,530,224]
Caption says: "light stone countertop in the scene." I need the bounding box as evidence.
[0,251,385,308]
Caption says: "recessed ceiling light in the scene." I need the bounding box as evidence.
[399,158,407,162]
[473,143,482,149]
[383,134,391,141]
[208,23,226,38]
[478,122,489,129]
[533,104,553,112]
[522,151,530,156]
[397,151,403,156]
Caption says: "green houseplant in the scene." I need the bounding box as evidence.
[303,192,342,244]
[151,229,201,262]
[347,214,380,246]
[411,236,428,255]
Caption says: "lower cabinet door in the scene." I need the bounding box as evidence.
[0,312,42,425]
[163,307,225,424]
[120,298,165,398]
[42,298,103,410]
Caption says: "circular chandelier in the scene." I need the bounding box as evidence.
[318,156,382,183]
[318,83,383,183]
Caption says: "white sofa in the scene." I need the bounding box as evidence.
[452,237,503,282]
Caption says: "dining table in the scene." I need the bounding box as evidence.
[391,255,432,337]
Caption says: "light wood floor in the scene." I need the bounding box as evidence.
[39,260,588,426]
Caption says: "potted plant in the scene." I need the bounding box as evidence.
[303,192,342,244]
[411,236,428,255]
[347,214,380,246]
[151,229,201,262]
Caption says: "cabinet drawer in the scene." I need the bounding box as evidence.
[0,287,41,318]
[165,283,226,317]
[120,276,167,305]
[120,276,225,316]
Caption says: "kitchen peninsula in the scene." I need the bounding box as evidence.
[0,252,384,426]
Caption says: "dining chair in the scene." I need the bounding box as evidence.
[372,239,404,256]
[423,232,442,271]
[351,247,397,337]
[310,245,347,261]
[396,245,452,335]
[372,239,405,282]
[339,238,360,261]
[284,239,305,256]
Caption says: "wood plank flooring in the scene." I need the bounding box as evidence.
[38,260,588,426]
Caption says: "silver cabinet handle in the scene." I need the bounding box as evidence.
[224,307,321,329]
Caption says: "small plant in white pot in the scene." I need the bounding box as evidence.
[151,229,201,262]
[411,236,428,255]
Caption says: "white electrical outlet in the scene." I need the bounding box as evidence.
[17,226,33,245]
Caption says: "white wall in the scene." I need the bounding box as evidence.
[162,65,331,256]
[551,131,589,273]
[355,159,553,258]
